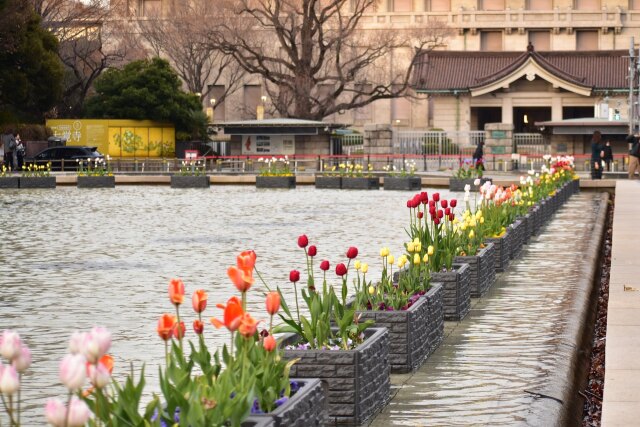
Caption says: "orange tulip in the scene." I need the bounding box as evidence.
[99,354,114,374]
[263,335,276,352]
[168,278,185,305]
[211,296,244,332]
[228,266,254,293]
[265,292,280,315]
[157,314,176,341]
[192,289,208,313]
[237,250,257,271]
[172,321,186,340]
[238,313,259,338]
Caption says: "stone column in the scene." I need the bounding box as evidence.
[364,124,394,171]
[484,123,515,171]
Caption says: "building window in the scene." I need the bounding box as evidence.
[389,0,413,12]
[576,30,598,51]
[575,0,600,10]
[243,85,261,120]
[427,0,451,11]
[209,85,226,122]
[527,0,552,10]
[480,0,505,11]
[391,85,411,125]
[141,0,161,17]
[480,31,503,51]
[528,31,550,50]
[354,84,372,121]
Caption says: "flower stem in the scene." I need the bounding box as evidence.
[0,392,17,426]
[254,266,271,291]
[293,281,300,323]
[64,390,72,427]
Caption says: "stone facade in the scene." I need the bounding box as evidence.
[454,243,496,298]
[431,263,471,321]
[77,176,116,188]
[0,177,19,188]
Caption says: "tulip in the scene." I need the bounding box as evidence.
[60,353,86,391]
[211,296,244,332]
[445,207,451,216]
[407,242,415,252]
[87,362,111,389]
[266,292,281,315]
[67,397,90,427]
[346,247,358,259]
[238,314,259,338]
[237,250,257,271]
[192,289,208,313]
[354,260,361,271]
[0,330,22,361]
[433,217,440,225]
[68,331,86,355]
[361,263,369,274]
[193,320,204,335]
[437,210,444,219]
[157,314,176,341]
[228,265,254,293]
[319,260,330,271]
[335,263,347,276]
[308,245,317,257]
[427,246,434,256]
[380,247,389,257]
[433,192,440,202]
[263,334,277,352]
[0,364,19,395]
[172,321,186,340]
[168,278,185,305]
[413,253,420,265]
[13,345,31,372]
[415,242,422,252]
[368,286,375,295]
[469,230,475,239]
[450,199,457,208]
[417,211,424,219]
[441,200,448,209]
[423,254,429,263]
[45,399,67,427]
[83,326,111,364]
[297,234,309,248]
[388,255,395,265]
[289,269,300,283]
[419,192,428,204]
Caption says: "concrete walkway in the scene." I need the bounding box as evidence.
[602,180,640,426]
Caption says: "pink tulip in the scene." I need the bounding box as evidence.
[0,364,19,395]
[60,354,86,391]
[0,330,22,361]
[67,397,90,427]
[87,362,111,389]
[83,327,111,364]
[12,345,31,373]
[45,399,66,427]
[68,331,86,354]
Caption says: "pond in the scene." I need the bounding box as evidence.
[0,185,459,424]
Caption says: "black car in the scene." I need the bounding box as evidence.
[28,146,104,171]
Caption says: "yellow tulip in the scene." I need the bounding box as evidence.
[427,246,434,256]
[475,211,482,219]
[361,263,368,274]
[423,254,429,263]
[368,286,375,295]
[480,217,485,223]
[354,260,361,271]
[380,247,389,257]
[407,242,415,252]
[413,237,420,245]
[415,242,422,252]
[469,230,475,239]
[413,253,420,265]
[388,255,395,265]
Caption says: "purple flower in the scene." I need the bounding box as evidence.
[274,397,289,407]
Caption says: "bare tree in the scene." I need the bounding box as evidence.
[210,0,451,121]
[136,0,245,109]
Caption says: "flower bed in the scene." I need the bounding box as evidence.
[19,176,56,188]
[315,176,341,189]
[77,176,116,188]
[454,243,496,298]
[383,176,421,191]
[256,176,296,189]
[485,230,511,273]
[281,327,390,425]
[341,177,379,190]
[431,263,471,321]
[170,175,210,188]
[0,176,19,188]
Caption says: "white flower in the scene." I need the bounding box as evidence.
[464,184,471,192]
[473,178,481,186]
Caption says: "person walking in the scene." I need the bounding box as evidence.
[2,129,15,170]
[472,140,485,175]
[628,134,640,180]
[603,140,614,172]
[590,130,603,180]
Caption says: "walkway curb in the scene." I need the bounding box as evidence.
[526,193,609,426]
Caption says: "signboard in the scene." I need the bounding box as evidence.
[490,146,506,154]
[241,135,295,155]
[491,130,507,139]
[184,150,199,160]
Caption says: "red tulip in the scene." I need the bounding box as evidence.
[263,334,277,352]
[172,321,186,340]
[168,278,185,305]
[193,320,204,335]
[308,245,317,257]
[433,192,440,202]
[238,314,259,338]
[346,247,358,259]
[406,200,412,208]
[266,292,281,315]
[297,235,309,248]
[437,210,444,218]
[449,213,455,221]
[417,211,424,219]
[434,217,441,225]
[320,260,330,271]
[228,265,254,292]
[429,207,436,216]
[419,192,428,204]
[445,207,451,216]
[428,200,435,208]
[450,199,457,208]
[441,200,448,209]
[192,289,208,313]
[211,296,244,332]
[289,269,300,283]
[336,263,347,276]
[157,314,176,341]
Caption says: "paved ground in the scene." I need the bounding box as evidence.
[370,191,605,426]
[602,180,640,426]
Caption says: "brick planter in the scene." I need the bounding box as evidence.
[247,378,328,427]
[256,176,296,189]
[355,284,442,373]
[19,177,56,188]
[518,214,532,244]
[0,177,19,188]
[448,177,490,192]
[431,263,471,321]
[282,327,390,425]
[427,283,445,355]
[77,176,115,188]
[341,177,379,190]
[454,243,496,298]
[485,230,511,273]
[315,176,341,189]
[171,175,210,188]
[508,218,524,260]
[383,176,421,191]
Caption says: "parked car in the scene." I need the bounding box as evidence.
[26,146,104,171]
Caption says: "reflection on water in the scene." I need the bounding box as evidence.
[0,185,457,425]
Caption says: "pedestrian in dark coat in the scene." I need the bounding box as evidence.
[602,140,613,172]
[590,131,603,179]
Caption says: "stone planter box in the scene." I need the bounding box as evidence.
[454,243,496,298]
[341,177,380,190]
[449,177,490,192]
[0,177,19,188]
[383,176,421,191]
[508,218,524,260]
[431,263,471,321]
[518,214,532,245]
[282,327,390,425]
[355,284,442,373]
[573,179,580,194]
[315,176,341,189]
[77,176,115,188]
[19,176,56,188]
[531,205,542,236]
[485,230,511,273]
[256,176,296,189]
[427,282,445,355]
[247,378,328,427]
[171,175,210,188]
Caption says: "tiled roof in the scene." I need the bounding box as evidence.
[412,49,630,92]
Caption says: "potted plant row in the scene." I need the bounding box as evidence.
[19,163,56,188]
[382,160,422,191]
[256,157,295,189]
[171,160,210,188]
[449,160,490,192]
[77,157,115,188]
[315,163,379,190]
